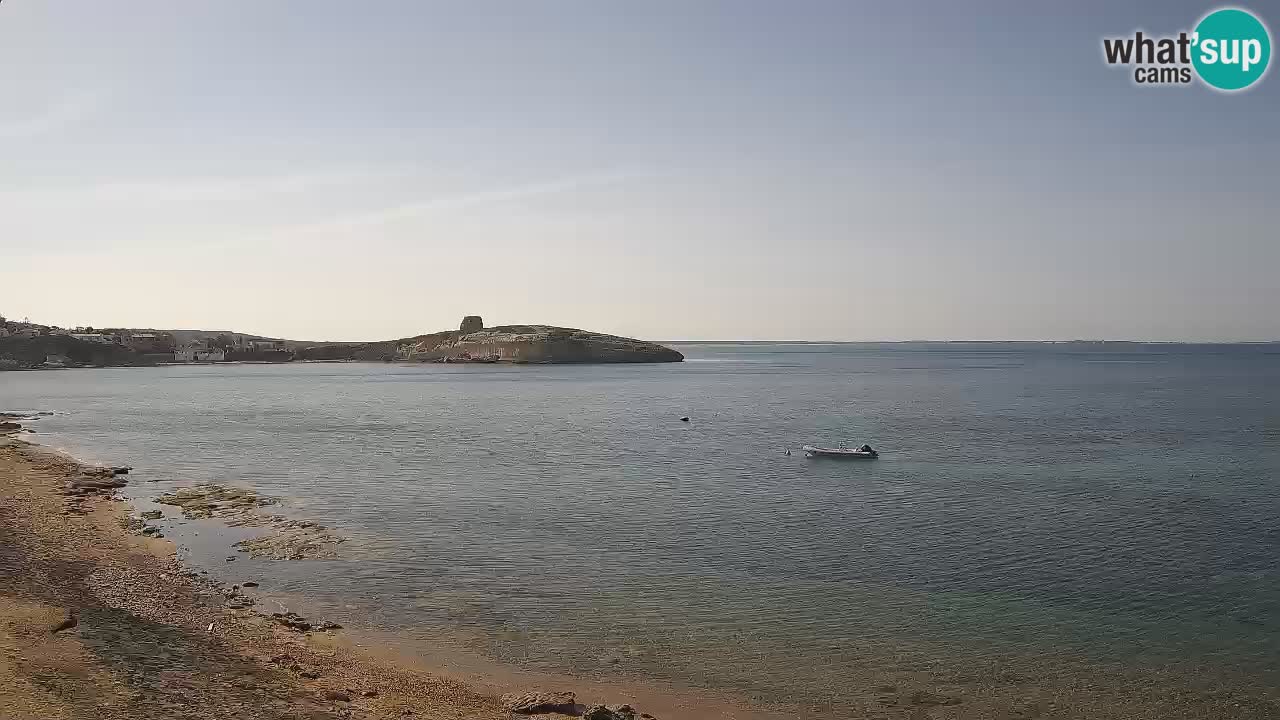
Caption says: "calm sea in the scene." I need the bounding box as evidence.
[4,343,1279,715]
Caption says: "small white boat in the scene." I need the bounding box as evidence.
[803,444,879,459]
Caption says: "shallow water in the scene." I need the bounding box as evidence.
[4,343,1280,713]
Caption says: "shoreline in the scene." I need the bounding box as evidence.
[0,429,781,720]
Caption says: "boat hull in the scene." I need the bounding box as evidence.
[802,445,878,459]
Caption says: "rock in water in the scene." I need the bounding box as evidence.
[501,690,577,714]
[583,705,638,720]
[459,315,484,333]
[272,612,313,632]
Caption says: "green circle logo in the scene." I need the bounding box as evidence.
[1192,8,1272,91]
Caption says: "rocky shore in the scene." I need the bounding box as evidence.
[154,484,344,560]
[0,428,691,720]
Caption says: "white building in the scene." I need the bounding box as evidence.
[174,345,226,363]
[71,333,113,344]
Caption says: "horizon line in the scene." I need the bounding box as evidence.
[662,338,1280,345]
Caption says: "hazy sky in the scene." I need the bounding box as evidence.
[2,1,1277,341]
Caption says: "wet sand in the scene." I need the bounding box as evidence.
[0,434,782,720]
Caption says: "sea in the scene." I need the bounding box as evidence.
[3,342,1279,716]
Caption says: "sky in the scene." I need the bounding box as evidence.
[1,1,1277,342]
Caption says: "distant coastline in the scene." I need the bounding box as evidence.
[7,308,1276,372]
[0,314,683,370]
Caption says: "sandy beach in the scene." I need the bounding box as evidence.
[0,435,503,719]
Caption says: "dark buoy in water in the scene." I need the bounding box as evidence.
[785,449,791,456]
[680,416,690,422]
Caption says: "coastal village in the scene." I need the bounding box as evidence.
[0,314,288,368]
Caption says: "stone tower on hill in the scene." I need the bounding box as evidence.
[459,316,484,334]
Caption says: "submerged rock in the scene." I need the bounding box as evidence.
[234,520,344,560]
[156,484,344,560]
[155,484,277,520]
